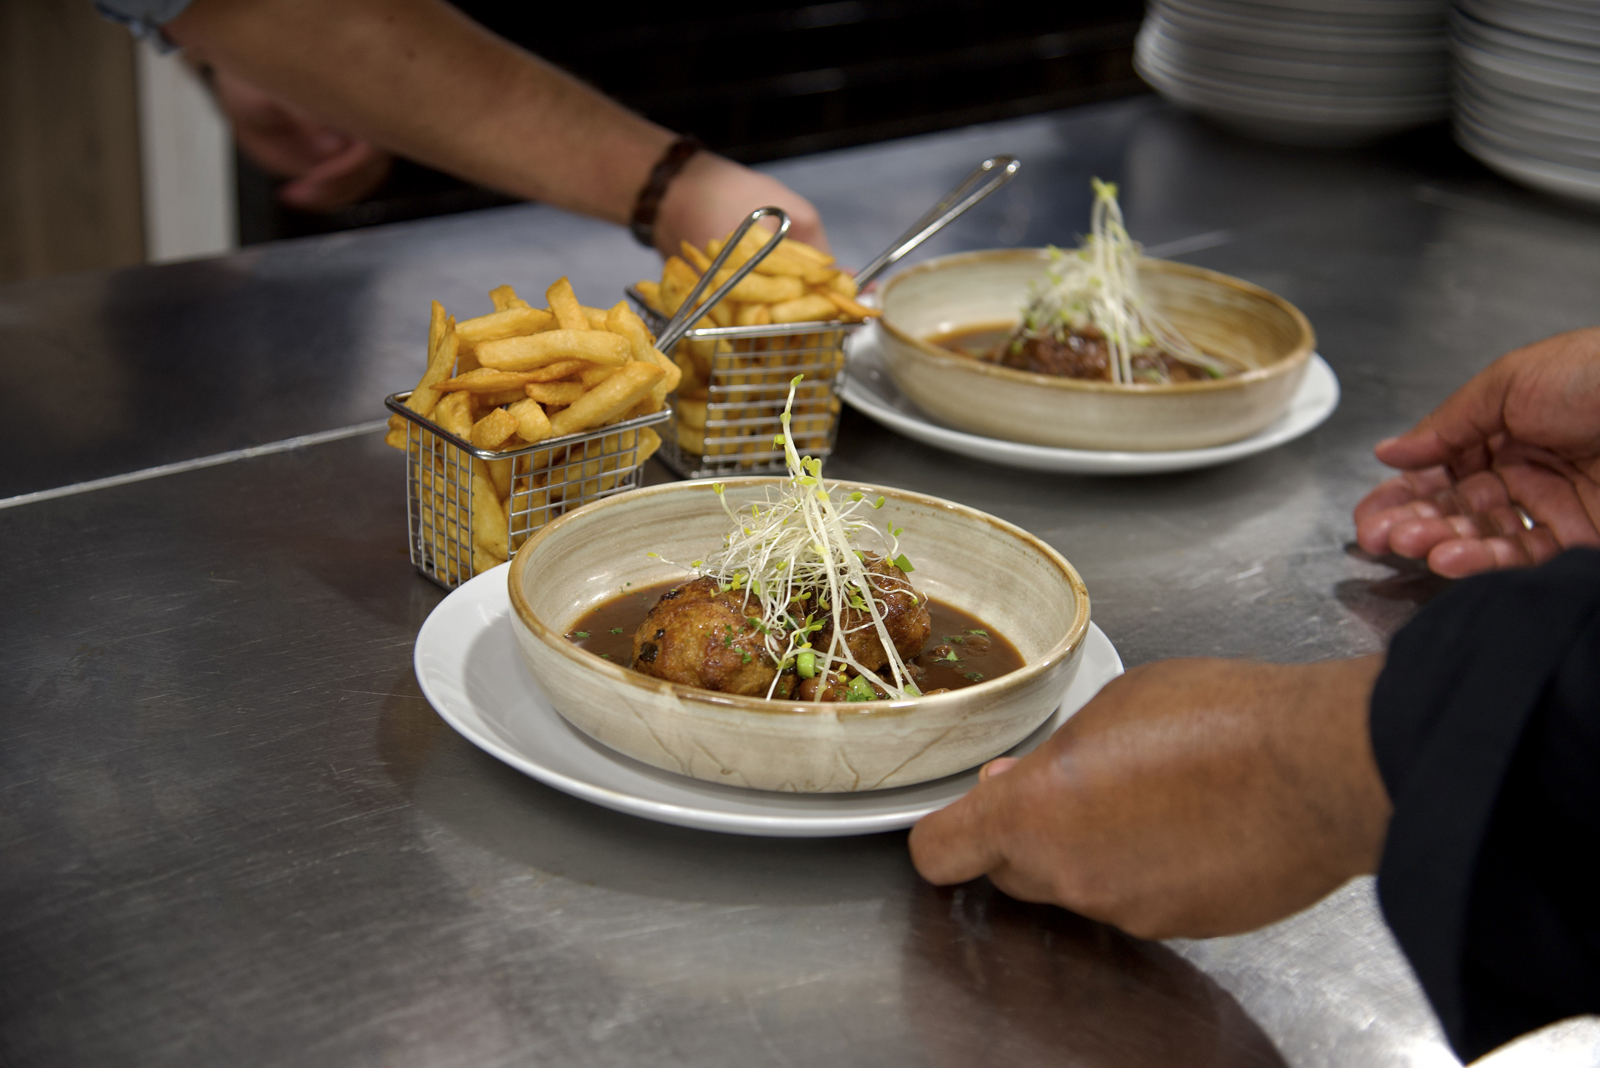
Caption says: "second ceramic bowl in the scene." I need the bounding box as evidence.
[507,477,1090,793]
[876,249,1315,451]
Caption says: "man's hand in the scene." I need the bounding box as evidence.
[909,657,1390,941]
[655,153,827,256]
[1355,328,1600,578]
[203,65,391,212]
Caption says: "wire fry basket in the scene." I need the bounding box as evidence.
[629,295,855,479]
[385,392,669,589]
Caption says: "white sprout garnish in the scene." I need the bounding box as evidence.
[1014,178,1230,385]
[648,376,920,701]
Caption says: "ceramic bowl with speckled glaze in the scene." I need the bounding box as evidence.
[507,477,1090,793]
[876,249,1315,451]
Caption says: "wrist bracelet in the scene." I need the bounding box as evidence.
[630,135,704,249]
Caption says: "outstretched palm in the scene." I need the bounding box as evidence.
[1354,328,1600,578]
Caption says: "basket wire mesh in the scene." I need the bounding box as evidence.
[386,392,669,589]
[631,295,854,479]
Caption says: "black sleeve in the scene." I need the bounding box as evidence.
[1370,547,1600,1061]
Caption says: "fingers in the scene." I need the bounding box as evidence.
[979,757,1018,781]
[908,777,1007,886]
[278,141,393,211]
[1375,359,1515,471]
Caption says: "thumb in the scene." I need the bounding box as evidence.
[1376,358,1514,471]
[908,778,1006,886]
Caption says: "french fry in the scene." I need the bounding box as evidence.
[435,368,541,393]
[524,380,588,406]
[605,303,680,402]
[471,407,518,450]
[546,277,588,331]
[713,271,804,304]
[770,293,837,324]
[634,279,663,312]
[782,237,834,264]
[828,271,858,298]
[677,398,707,431]
[583,307,609,329]
[580,365,618,388]
[488,285,531,312]
[733,303,765,327]
[635,426,662,466]
[659,257,699,316]
[547,361,665,437]
[401,306,458,417]
[487,457,513,498]
[524,358,589,382]
[823,290,879,321]
[477,330,631,371]
[508,398,553,443]
[680,241,714,274]
[471,461,508,560]
[456,306,554,344]
[476,387,533,408]
[432,389,473,438]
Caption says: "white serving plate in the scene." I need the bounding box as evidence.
[414,564,1126,837]
[842,322,1340,475]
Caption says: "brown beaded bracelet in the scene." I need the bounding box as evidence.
[630,135,704,249]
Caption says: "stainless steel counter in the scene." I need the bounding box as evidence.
[4,97,1599,1067]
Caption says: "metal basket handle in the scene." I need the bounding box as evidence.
[854,156,1022,289]
[655,206,791,352]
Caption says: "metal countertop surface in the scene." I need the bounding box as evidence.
[4,97,1599,1067]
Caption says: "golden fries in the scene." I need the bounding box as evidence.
[388,279,671,580]
[477,330,631,371]
[631,227,861,467]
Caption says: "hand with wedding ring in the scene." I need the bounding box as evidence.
[1354,327,1600,577]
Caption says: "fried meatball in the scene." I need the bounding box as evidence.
[631,577,777,695]
[809,555,931,670]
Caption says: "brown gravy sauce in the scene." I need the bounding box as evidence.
[566,581,1024,697]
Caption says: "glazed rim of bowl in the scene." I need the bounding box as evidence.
[877,248,1316,395]
[507,477,1091,719]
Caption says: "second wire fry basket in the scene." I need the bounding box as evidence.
[627,300,855,480]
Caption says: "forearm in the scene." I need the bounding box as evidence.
[167,0,672,224]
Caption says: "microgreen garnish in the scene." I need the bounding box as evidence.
[1017,179,1229,385]
[572,631,589,639]
[968,629,988,637]
[964,671,985,682]
[609,628,624,635]
[649,376,919,699]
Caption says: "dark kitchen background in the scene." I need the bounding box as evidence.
[239,0,1148,243]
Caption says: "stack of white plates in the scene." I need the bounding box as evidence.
[1451,0,1600,207]
[1135,0,1452,146]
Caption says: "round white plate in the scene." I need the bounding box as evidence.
[841,322,1340,475]
[414,565,1125,838]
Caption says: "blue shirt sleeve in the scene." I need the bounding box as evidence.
[93,0,196,42]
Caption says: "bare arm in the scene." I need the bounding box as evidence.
[166,0,826,253]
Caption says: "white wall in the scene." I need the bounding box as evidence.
[135,41,235,263]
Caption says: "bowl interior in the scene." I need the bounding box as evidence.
[880,249,1312,380]
[511,477,1088,704]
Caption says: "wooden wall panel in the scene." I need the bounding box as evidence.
[1,0,145,282]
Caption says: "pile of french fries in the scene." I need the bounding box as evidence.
[387,278,677,581]
[633,227,876,460]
